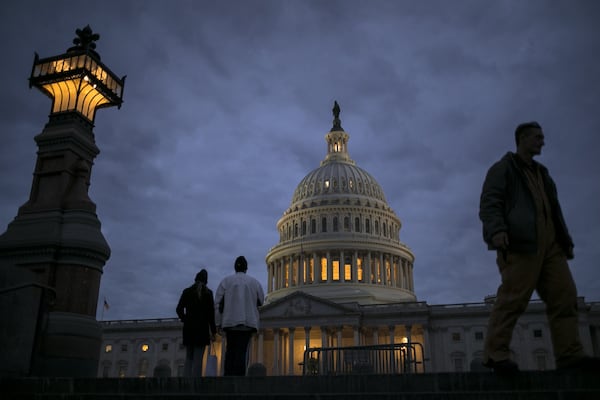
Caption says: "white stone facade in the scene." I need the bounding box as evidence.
[97,297,600,376]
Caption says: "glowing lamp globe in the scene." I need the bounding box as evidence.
[28,25,125,123]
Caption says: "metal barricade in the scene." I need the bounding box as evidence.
[302,343,424,375]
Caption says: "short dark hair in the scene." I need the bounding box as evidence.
[515,121,542,145]
[234,256,248,272]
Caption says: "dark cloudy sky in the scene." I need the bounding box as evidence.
[1,1,599,321]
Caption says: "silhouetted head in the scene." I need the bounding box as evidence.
[514,121,542,146]
[234,256,248,273]
[195,269,208,284]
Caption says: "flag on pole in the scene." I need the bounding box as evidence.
[103,297,110,310]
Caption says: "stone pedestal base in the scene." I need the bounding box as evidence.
[36,312,102,377]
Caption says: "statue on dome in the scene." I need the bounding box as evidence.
[331,101,343,131]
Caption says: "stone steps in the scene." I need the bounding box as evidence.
[1,372,598,400]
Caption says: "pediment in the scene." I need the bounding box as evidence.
[260,290,357,320]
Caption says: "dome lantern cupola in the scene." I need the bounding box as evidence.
[322,101,354,166]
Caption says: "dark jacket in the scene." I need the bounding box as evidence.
[479,152,573,256]
[176,283,217,347]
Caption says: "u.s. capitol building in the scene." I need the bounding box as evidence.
[98,104,600,377]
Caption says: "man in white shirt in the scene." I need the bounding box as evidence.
[215,255,265,376]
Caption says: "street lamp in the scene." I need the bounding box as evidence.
[29,25,125,124]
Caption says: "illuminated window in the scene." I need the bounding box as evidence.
[324,180,330,189]
[284,263,289,287]
[332,260,340,281]
[141,344,149,352]
[320,257,328,281]
[344,261,352,281]
[105,344,112,353]
[308,258,314,283]
[357,258,363,281]
[349,178,354,190]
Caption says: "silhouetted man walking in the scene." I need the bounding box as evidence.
[479,121,599,374]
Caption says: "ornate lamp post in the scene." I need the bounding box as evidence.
[0,26,125,377]
[29,25,125,123]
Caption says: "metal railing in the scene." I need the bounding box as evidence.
[302,342,424,375]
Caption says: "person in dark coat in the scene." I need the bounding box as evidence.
[479,121,600,374]
[176,269,216,377]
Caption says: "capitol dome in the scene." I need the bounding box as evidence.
[265,102,416,305]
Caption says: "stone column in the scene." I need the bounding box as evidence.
[314,253,320,283]
[390,256,396,287]
[288,327,296,375]
[220,336,227,376]
[406,325,413,373]
[320,327,328,348]
[258,330,264,364]
[366,252,372,284]
[352,251,358,283]
[326,252,332,283]
[298,254,304,286]
[372,327,379,345]
[389,325,396,372]
[400,259,406,289]
[340,250,345,282]
[381,254,386,286]
[275,260,281,290]
[421,325,431,373]
[289,255,294,286]
[380,253,385,285]
[273,329,280,375]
